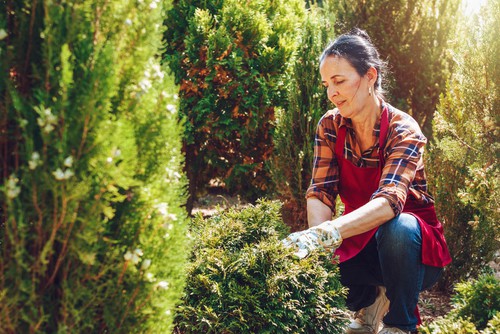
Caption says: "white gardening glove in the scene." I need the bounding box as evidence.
[282,221,343,259]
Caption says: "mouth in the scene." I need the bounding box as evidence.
[335,100,346,108]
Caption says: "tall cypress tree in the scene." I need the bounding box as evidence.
[0,1,188,332]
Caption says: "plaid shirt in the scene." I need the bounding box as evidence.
[306,102,435,216]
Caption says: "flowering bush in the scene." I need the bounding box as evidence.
[0,1,188,332]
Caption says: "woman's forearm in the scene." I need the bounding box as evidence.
[307,197,395,239]
[307,197,333,228]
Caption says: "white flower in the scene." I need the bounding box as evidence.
[166,104,176,113]
[173,94,179,100]
[53,168,73,180]
[63,169,74,179]
[6,175,20,199]
[165,310,172,315]
[29,152,41,170]
[124,251,133,261]
[64,156,73,167]
[167,213,178,222]
[124,249,143,265]
[139,78,152,92]
[134,248,143,257]
[53,168,66,180]
[114,149,121,157]
[0,29,7,41]
[43,123,55,133]
[155,202,168,216]
[157,281,169,290]
[141,259,151,270]
[106,157,113,163]
[28,161,37,170]
[152,64,164,80]
[146,272,155,282]
[125,19,132,26]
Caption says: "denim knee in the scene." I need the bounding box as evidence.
[375,213,422,260]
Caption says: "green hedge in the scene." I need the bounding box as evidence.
[0,1,188,332]
[163,0,306,210]
[174,200,349,333]
[426,0,500,289]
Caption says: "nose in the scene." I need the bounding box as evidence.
[327,85,338,101]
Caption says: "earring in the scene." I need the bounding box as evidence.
[368,87,372,96]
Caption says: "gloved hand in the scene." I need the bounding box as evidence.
[282,221,343,259]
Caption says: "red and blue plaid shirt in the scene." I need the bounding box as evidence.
[306,102,435,216]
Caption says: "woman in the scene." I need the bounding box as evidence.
[283,28,451,334]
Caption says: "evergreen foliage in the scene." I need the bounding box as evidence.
[272,1,336,231]
[426,0,500,289]
[331,0,461,136]
[0,1,188,332]
[174,200,349,333]
[163,0,306,211]
[419,274,499,333]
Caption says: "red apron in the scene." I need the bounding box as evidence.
[333,106,451,268]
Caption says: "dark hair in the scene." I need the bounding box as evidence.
[320,28,387,95]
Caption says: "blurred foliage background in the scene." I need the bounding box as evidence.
[0,0,498,332]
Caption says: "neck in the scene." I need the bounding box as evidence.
[351,96,381,134]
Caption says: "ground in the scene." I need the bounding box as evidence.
[192,192,454,324]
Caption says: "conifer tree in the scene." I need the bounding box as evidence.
[0,1,188,332]
[426,0,500,289]
[163,0,305,211]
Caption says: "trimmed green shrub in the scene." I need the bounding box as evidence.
[163,0,306,211]
[419,274,500,333]
[0,1,188,332]
[272,1,336,231]
[426,0,500,289]
[174,200,349,333]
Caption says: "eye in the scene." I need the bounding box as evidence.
[335,80,345,85]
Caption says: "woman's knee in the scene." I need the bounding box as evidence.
[376,213,421,250]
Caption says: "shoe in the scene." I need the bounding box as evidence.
[378,325,413,334]
[346,286,390,334]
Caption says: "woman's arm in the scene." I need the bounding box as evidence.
[333,197,394,239]
[307,197,333,228]
[307,196,395,238]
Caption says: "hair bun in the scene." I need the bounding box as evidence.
[348,28,372,43]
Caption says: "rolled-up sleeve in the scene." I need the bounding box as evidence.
[306,116,339,213]
[371,117,427,216]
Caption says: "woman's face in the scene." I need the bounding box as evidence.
[320,55,371,119]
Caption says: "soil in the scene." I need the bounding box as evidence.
[192,192,454,325]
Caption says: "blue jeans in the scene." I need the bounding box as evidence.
[339,213,443,331]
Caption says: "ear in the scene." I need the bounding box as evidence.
[366,67,378,86]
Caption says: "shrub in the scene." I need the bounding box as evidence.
[452,275,500,330]
[163,0,306,211]
[419,275,500,334]
[419,274,500,333]
[173,200,349,333]
[0,1,189,332]
[426,0,500,289]
[272,1,336,231]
